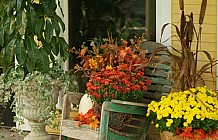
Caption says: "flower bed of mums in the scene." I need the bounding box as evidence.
[146,86,218,139]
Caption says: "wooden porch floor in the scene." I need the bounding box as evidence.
[0,125,160,140]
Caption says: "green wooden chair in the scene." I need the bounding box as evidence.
[59,92,150,140]
[140,41,172,102]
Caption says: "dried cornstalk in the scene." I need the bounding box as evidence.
[179,0,184,10]
[199,0,207,25]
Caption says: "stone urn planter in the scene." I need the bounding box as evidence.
[12,72,64,140]
[17,87,58,140]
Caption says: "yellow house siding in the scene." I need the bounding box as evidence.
[171,0,217,90]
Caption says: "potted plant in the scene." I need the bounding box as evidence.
[146,86,218,139]
[160,0,216,91]
[71,34,155,131]
[146,0,218,139]
[0,0,69,139]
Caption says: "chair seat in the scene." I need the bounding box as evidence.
[61,119,99,140]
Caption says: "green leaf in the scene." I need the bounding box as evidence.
[27,5,36,31]
[45,19,53,43]
[16,0,22,11]
[15,39,26,66]
[37,48,50,72]
[2,38,16,69]
[26,36,40,61]
[9,0,16,11]
[59,37,69,60]
[0,24,4,47]
[4,16,15,35]
[51,36,59,55]
[26,56,35,72]
[35,18,45,40]
[55,15,65,32]
[51,18,60,36]
[17,10,27,36]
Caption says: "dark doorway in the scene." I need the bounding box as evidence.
[0,97,15,127]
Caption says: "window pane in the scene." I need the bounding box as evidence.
[68,0,156,46]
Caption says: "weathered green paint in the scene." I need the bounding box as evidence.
[63,136,68,140]
[99,102,110,140]
[98,101,150,140]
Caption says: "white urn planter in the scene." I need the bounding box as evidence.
[15,79,62,140]
[17,93,55,140]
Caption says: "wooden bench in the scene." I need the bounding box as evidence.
[59,91,99,140]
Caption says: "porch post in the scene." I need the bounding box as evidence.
[156,0,171,47]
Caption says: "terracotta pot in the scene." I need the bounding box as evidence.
[160,131,182,140]
[160,131,213,140]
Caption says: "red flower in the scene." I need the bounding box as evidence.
[193,129,206,139]
[180,127,194,138]
[142,86,148,91]
[104,80,110,85]
[86,82,92,87]
[136,71,143,78]
[176,128,183,135]
[145,79,151,85]
[111,94,115,99]
[139,82,144,86]
[132,85,140,91]
[94,93,102,99]
[207,129,218,139]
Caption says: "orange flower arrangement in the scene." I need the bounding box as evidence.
[86,64,151,105]
[73,34,150,77]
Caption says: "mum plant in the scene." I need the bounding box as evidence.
[146,86,218,139]
[86,64,151,105]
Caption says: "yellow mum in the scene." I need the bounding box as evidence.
[88,58,98,69]
[183,122,188,127]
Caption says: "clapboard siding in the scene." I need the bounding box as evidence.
[172,0,217,5]
[171,0,217,90]
[172,14,217,24]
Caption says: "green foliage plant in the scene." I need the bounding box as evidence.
[0,0,71,132]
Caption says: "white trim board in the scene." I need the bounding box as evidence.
[156,0,171,47]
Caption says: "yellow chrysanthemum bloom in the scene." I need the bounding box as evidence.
[88,58,98,69]
[146,86,218,132]
[155,124,159,128]
[199,86,207,93]
[183,122,188,127]
[106,65,113,69]
[166,122,172,127]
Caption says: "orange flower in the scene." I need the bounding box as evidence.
[180,127,194,138]
[193,129,206,139]
[80,48,87,56]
